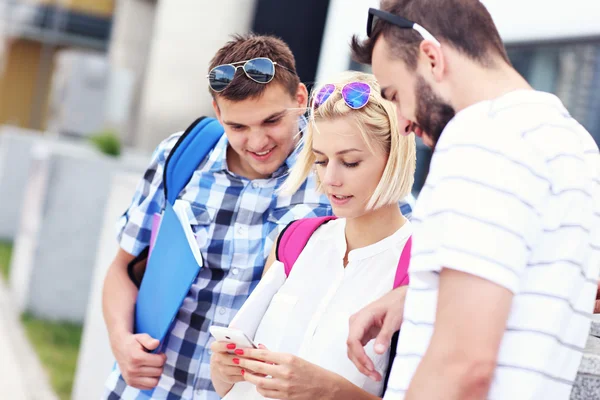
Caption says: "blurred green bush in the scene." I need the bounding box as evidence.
[88,130,121,157]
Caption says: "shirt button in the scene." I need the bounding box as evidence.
[219,307,226,315]
[252,182,259,189]
[237,226,244,235]
[232,268,239,275]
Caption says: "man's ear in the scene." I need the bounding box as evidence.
[212,99,222,123]
[295,83,309,115]
[419,41,446,82]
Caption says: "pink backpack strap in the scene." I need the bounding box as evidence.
[276,216,337,277]
[148,213,162,258]
[393,235,412,289]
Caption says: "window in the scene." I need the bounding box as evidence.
[508,40,600,145]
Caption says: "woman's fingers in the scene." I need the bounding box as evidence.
[237,358,278,377]
[211,340,238,353]
[243,369,282,398]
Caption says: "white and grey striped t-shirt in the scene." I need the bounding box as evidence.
[385,90,600,400]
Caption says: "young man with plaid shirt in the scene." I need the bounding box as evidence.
[100,34,335,399]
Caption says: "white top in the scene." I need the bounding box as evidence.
[385,90,600,400]
[226,218,412,399]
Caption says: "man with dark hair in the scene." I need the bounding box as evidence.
[346,1,600,399]
[100,34,338,399]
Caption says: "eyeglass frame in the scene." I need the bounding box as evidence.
[367,7,441,47]
[206,57,295,92]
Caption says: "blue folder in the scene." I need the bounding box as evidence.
[133,117,223,349]
[134,202,202,344]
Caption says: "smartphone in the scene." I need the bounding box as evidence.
[209,326,258,349]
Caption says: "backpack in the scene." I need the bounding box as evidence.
[127,116,224,287]
[275,216,412,396]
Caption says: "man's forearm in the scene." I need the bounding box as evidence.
[405,352,494,400]
[330,372,381,400]
[102,258,138,343]
[404,269,510,400]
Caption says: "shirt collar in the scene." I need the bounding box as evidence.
[206,133,230,173]
[282,114,307,173]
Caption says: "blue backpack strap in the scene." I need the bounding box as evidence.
[163,116,224,204]
[276,216,338,276]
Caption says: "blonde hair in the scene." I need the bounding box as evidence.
[282,71,416,210]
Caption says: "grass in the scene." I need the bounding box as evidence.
[0,241,12,281]
[21,313,83,400]
[1,242,82,399]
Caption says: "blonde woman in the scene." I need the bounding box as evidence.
[210,71,416,400]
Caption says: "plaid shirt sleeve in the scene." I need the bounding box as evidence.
[400,193,415,220]
[115,133,182,256]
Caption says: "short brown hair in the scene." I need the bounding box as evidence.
[208,33,300,101]
[352,0,510,70]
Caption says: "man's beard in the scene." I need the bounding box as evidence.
[414,75,456,149]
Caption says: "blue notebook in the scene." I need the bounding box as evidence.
[134,201,202,344]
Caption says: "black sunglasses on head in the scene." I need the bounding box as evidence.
[367,7,441,46]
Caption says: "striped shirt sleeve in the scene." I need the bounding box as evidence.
[413,133,550,293]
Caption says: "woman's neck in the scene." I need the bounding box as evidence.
[344,203,406,255]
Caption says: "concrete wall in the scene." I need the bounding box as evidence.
[29,149,117,321]
[72,172,141,400]
[107,0,157,146]
[133,0,257,152]
[8,138,148,322]
[0,127,46,240]
[571,319,600,399]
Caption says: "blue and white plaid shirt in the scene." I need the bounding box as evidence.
[103,121,414,399]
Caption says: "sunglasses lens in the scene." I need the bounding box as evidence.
[342,82,371,109]
[209,65,236,92]
[314,84,336,109]
[244,58,275,83]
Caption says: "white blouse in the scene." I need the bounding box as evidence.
[224,218,412,400]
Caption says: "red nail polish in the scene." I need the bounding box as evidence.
[234,349,244,355]
[233,358,240,365]
[241,369,245,375]
[226,343,236,350]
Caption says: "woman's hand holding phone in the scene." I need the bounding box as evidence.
[209,326,261,394]
[209,340,247,386]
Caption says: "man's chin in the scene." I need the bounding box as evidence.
[413,128,435,149]
[248,159,282,179]
[421,134,435,149]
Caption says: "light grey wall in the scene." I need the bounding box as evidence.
[133,0,257,152]
[108,0,158,146]
[0,127,46,240]
[72,172,142,400]
[8,138,148,322]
